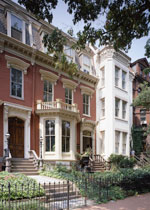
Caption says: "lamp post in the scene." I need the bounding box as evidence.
[5,132,10,157]
[39,136,43,171]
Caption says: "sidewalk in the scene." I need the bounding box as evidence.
[75,193,150,210]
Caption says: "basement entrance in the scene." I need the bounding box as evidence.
[8,117,24,158]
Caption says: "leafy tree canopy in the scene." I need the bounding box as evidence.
[18,0,150,57]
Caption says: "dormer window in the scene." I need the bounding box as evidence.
[64,45,74,63]
[11,14,22,41]
[7,12,31,46]
[83,55,91,74]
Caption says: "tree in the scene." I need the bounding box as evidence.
[17,0,150,57]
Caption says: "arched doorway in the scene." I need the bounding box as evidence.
[83,130,92,152]
[8,117,24,158]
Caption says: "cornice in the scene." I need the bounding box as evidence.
[39,69,59,84]
[0,32,98,87]
[5,55,30,74]
[3,101,32,112]
[81,118,97,131]
[61,78,78,90]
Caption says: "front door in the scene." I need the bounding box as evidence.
[83,130,92,153]
[8,117,24,158]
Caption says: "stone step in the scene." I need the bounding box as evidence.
[13,171,39,175]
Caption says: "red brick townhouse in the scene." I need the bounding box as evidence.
[131,58,150,151]
[0,0,98,170]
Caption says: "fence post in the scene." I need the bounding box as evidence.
[8,182,10,209]
[84,177,87,206]
[67,180,70,210]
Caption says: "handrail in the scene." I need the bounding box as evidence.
[88,156,94,171]
[29,150,39,169]
[93,154,110,170]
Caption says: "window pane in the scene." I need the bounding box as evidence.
[62,121,70,152]
[45,120,50,135]
[66,137,70,152]
[62,137,65,152]
[43,80,53,102]
[11,14,22,41]
[51,136,55,151]
[45,136,50,152]
[11,68,22,98]
[25,23,30,45]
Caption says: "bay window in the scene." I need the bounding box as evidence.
[62,121,70,152]
[45,120,55,152]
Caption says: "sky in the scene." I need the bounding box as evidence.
[14,0,149,62]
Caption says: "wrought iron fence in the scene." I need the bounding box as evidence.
[0,180,86,210]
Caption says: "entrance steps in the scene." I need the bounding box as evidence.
[11,158,39,175]
[92,161,106,172]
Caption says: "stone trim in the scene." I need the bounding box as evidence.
[5,55,30,74]
[39,69,59,84]
[80,85,94,97]
[81,118,97,131]
[61,78,78,91]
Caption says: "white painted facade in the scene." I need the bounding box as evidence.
[95,47,134,159]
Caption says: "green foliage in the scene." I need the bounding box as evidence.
[18,0,150,56]
[131,126,144,155]
[0,172,44,200]
[108,154,136,170]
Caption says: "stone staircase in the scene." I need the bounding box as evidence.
[89,155,110,172]
[11,158,39,175]
[44,182,81,203]
[92,160,106,172]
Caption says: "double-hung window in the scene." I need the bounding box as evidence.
[115,98,120,117]
[115,131,120,154]
[10,14,30,45]
[45,120,55,152]
[65,88,72,105]
[83,94,90,115]
[122,132,127,155]
[43,80,53,102]
[62,121,70,152]
[101,98,105,117]
[11,68,23,98]
[115,67,119,86]
[122,71,126,90]
[122,101,127,119]
[100,67,105,87]
[64,45,74,63]
[83,55,91,74]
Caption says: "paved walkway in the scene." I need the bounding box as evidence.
[29,175,65,184]
[75,193,150,210]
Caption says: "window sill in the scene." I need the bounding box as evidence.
[115,117,128,122]
[10,95,24,101]
[115,86,128,93]
[83,114,91,118]
[100,117,105,120]
[45,152,55,154]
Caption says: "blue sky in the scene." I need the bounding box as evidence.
[14,0,149,62]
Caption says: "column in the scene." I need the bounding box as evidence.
[3,105,9,155]
[55,116,62,159]
[70,119,76,160]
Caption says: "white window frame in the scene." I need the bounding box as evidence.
[115,98,120,117]
[115,131,120,154]
[83,55,91,74]
[10,68,24,100]
[122,101,127,119]
[122,132,127,155]
[45,119,55,152]
[101,98,105,118]
[115,66,120,87]
[122,71,127,90]
[100,67,105,87]
[7,12,32,46]
[83,94,90,116]
[65,87,73,105]
[64,45,75,63]
[43,80,54,102]
[62,120,70,153]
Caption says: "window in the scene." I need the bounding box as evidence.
[100,67,105,87]
[11,68,23,98]
[64,45,74,63]
[45,120,55,152]
[115,98,120,117]
[65,88,72,104]
[10,14,30,45]
[11,14,22,41]
[122,101,127,119]
[100,131,105,154]
[115,131,120,154]
[122,71,126,89]
[83,94,90,115]
[101,98,105,117]
[62,121,70,152]
[140,109,146,122]
[43,80,53,102]
[83,55,91,74]
[115,67,119,86]
[122,132,127,155]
